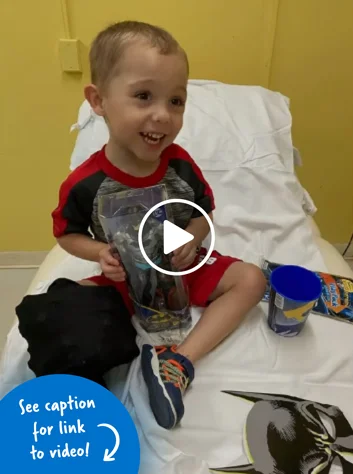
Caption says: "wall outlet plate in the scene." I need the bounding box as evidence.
[58,39,82,73]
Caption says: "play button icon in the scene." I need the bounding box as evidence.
[138,198,215,276]
[163,221,194,255]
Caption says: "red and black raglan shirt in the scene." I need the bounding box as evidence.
[52,144,215,243]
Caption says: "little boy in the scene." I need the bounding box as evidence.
[52,21,266,430]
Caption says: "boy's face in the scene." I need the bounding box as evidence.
[98,41,188,162]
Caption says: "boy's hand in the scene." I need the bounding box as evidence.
[98,247,126,282]
[172,241,198,270]
[170,214,212,270]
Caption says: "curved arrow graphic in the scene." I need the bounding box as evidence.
[97,423,120,462]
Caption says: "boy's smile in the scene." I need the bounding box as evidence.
[140,132,166,146]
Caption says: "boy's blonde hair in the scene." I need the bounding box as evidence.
[89,21,189,92]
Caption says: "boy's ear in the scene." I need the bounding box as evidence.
[84,84,105,116]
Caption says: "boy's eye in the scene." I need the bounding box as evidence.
[136,92,151,101]
[171,97,185,107]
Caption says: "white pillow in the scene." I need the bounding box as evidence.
[175,80,294,172]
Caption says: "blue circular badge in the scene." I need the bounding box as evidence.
[0,374,140,473]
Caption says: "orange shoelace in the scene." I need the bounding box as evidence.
[155,346,189,391]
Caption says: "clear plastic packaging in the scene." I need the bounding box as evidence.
[98,185,192,343]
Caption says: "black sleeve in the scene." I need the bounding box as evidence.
[169,157,215,218]
[52,171,105,238]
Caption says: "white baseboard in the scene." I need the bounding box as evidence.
[333,243,353,259]
[0,251,49,268]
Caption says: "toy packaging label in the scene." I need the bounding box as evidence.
[98,184,192,341]
[261,259,353,324]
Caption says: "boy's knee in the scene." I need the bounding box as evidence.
[241,263,266,299]
[220,262,265,297]
[225,262,265,296]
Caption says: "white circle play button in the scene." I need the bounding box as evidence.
[163,220,194,255]
[138,198,215,276]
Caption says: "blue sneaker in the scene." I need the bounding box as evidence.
[141,344,195,429]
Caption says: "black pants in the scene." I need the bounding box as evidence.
[16,278,139,387]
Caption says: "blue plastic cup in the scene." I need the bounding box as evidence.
[268,265,322,337]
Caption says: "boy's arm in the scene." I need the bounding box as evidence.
[185,212,213,247]
[52,174,125,280]
[172,213,213,269]
[57,234,108,262]
[171,147,216,270]
[57,234,125,281]
[52,171,106,261]
[52,173,107,262]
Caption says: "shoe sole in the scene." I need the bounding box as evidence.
[141,345,177,429]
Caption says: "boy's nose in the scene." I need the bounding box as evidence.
[152,105,170,124]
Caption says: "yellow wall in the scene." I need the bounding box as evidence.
[270,0,353,244]
[1,1,83,251]
[1,0,352,250]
